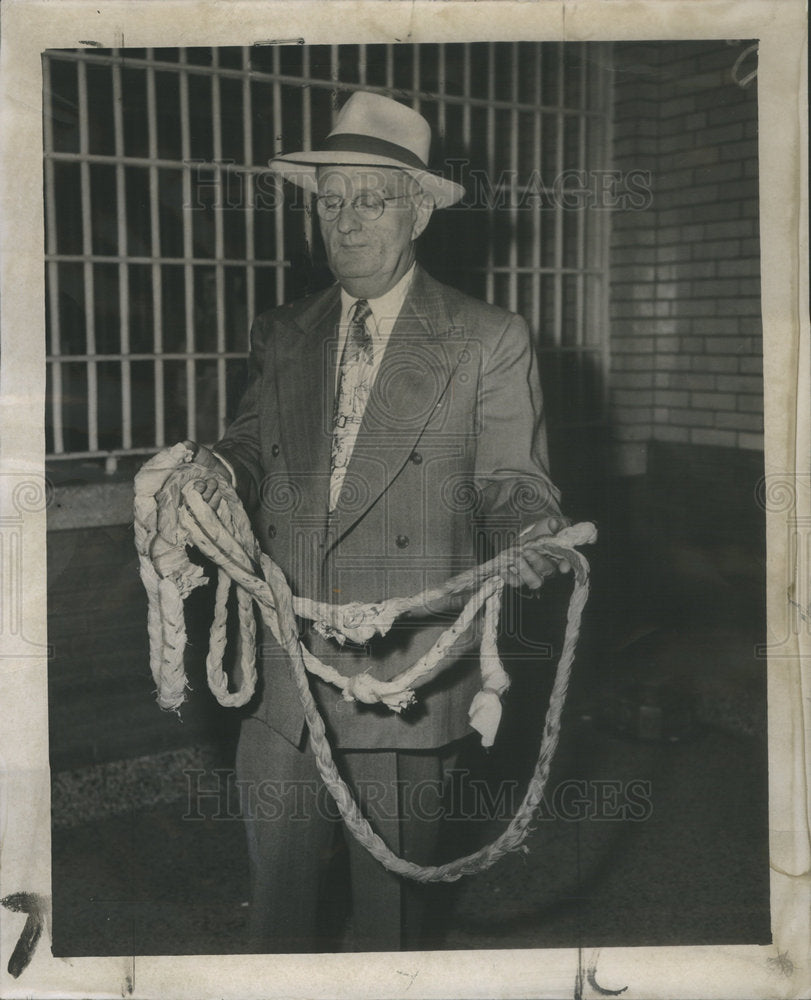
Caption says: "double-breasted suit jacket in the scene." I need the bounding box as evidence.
[216,264,561,752]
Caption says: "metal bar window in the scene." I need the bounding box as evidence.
[49,47,608,117]
[43,42,613,466]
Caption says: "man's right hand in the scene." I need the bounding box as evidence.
[182,440,231,509]
[500,515,572,590]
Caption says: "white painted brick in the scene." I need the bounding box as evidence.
[716,374,763,393]
[737,432,764,450]
[669,372,717,391]
[656,389,689,407]
[739,356,763,374]
[715,411,763,431]
[704,336,751,354]
[667,408,715,427]
[690,428,737,447]
[691,391,736,410]
[700,355,739,374]
[653,425,690,443]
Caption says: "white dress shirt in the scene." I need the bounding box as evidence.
[216,264,416,500]
[334,263,416,391]
[329,265,416,496]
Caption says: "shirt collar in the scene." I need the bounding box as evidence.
[339,263,416,332]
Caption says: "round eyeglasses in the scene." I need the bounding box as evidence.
[315,192,409,222]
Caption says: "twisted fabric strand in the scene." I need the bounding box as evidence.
[134,442,596,882]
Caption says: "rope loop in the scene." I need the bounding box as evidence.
[134,443,597,882]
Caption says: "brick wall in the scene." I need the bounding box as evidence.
[610,41,762,471]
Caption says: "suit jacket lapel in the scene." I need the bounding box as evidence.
[274,283,341,520]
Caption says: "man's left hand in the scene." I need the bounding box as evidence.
[501,516,572,590]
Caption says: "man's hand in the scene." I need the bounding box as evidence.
[182,440,231,510]
[501,515,572,590]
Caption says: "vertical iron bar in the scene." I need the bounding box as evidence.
[242,46,255,336]
[437,43,446,137]
[599,44,614,417]
[112,50,130,457]
[146,49,166,448]
[576,45,587,351]
[531,44,542,349]
[330,45,340,127]
[211,49,227,439]
[462,44,471,148]
[302,45,313,252]
[273,47,285,305]
[358,43,367,86]
[77,57,98,451]
[553,44,564,349]
[179,48,197,441]
[146,49,165,447]
[485,44,495,304]
[43,56,64,454]
[508,42,519,314]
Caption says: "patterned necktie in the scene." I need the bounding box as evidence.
[328,299,374,513]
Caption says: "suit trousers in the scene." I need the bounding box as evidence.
[236,716,465,953]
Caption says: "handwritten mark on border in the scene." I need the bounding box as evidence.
[1,892,49,978]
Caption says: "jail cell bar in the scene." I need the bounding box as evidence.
[43,43,611,468]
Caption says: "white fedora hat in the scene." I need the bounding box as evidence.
[269,91,465,209]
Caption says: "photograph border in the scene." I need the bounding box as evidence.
[1,1,808,997]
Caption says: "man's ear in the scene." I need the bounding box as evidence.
[411,191,435,241]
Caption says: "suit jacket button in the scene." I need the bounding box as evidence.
[395,534,409,549]
[271,444,280,457]
[268,524,277,539]
[410,450,423,465]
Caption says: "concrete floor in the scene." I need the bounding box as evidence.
[51,709,770,956]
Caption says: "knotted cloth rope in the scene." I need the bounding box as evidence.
[134,442,597,882]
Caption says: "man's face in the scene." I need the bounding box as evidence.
[316,165,432,299]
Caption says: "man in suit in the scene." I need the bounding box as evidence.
[190,91,568,952]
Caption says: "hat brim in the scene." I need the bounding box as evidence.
[269,153,465,209]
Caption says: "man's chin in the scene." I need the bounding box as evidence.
[330,251,378,277]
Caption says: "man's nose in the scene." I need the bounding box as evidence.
[335,201,363,233]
